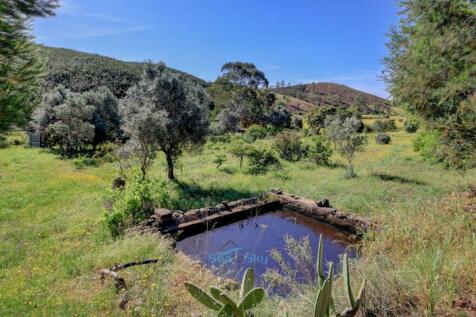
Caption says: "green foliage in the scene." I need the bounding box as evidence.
[104,174,169,237]
[273,131,307,162]
[243,124,268,142]
[291,115,303,129]
[73,156,100,170]
[0,134,9,149]
[0,1,58,134]
[372,119,397,132]
[307,106,338,134]
[310,236,365,317]
[213,152,227,168]
[383,0,476,170]
[119,62,210,180]
[326,116,368,178]
[38,45,205,98]
[404,120,419,133]
[220,62,269,89]
[307,135,333,166]
[228,139,251,169]
[44,94,95,157]
[184,268,267,316]
[413,132,444,165]
[376,133,391,145]
[245,147,280,174]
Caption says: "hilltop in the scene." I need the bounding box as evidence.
[37,45,206,98]
[272,82,390,114]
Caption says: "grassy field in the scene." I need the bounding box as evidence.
[0,127,475,316]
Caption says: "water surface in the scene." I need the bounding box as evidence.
[176,210,355,290]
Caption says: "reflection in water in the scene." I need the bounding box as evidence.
[176,210,355,292]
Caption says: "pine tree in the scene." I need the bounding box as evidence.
[0,0,58,133]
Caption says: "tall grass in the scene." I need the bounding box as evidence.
[0,127,475,316]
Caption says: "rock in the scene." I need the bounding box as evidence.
[154,208,173,224]
[112,177,125,190]
[316,199,331,207]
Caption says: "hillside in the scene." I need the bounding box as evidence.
[272,82,389,114]
[274,93,316,113]
[37,45,206,98]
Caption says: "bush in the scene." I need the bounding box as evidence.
[376,133,391,144]
[413,132,444,165]
[0,135,9,149]
[74,156,100,169]
[291,115,303,129]
[104,175,169,237]
[243,124,268,142]
[246,147,280,174]
[363,124,373,133]
[404,120,419,133]
[212,152,227,168]
[228,139,251,169]
[307,135,333,165]
[273,132,307,161]
[373,119,397,132]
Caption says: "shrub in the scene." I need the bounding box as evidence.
[243,124,267,142]
[273,132,307,161]
[74,156,100,169]
[213,152,227,168]
[376,133,391,144]
[413,132,444,165]
[104,175,169,237]
[291,115,303,129]
[307,135,333,165]
[0,135,9,149]
[404,120,419,133]
[228,140,251,169]
[363,124,373,133]
[373,119,397,132]
[246,147,280,174]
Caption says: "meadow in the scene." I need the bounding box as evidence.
[0,125,475,316]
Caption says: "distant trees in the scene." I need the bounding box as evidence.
[326,116,368,178]
[220,62,269,89]
[31,85,120,156]
[119,63,209,180]
[384,0,476,170]
[0,0,58,134]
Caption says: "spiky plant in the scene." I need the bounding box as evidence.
[184,268,266,317]
[312,235,365,317]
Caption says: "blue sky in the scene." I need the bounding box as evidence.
[34,0,399,98]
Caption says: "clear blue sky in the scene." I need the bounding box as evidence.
[34,0,400,97]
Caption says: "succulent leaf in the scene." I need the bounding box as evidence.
[316,234,324,287]
[240,268,255,299]
[184,282,223,311]
[237,287,266,311]
[342,254,355,308]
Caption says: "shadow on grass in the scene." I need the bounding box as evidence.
[171,180,258,211]
[372,173,427,186]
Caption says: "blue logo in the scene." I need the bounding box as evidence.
[208,247,268,265]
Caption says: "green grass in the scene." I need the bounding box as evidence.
[0,129,474,316]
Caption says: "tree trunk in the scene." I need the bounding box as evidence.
[165,153,175,180]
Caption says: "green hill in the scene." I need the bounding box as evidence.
[37,45,207,98]
[272,82,390,114]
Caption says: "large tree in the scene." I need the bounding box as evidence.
[383,0,476,169]
[120,63,209,180]
[0,0,58,134]
[220,62,269,89]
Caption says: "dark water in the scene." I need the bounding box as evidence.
[176,210,355,290]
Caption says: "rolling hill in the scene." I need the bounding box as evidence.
[37,45,206,98]
[272,82,389,114]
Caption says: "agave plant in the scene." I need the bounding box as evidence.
[184,268,266,317]
[312,235,365,317]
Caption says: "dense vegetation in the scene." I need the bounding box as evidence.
[272,83,390,114]
[0,0,475,316]
[37,45,206,98]
[383,0,476,170]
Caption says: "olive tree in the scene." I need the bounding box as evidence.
[326,116,367,178]
[45,95,95,157]
[119,63,209,180]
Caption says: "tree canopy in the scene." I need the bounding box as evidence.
[220,62,269,89]
[0,0,58,133]
[384,0,476,169]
